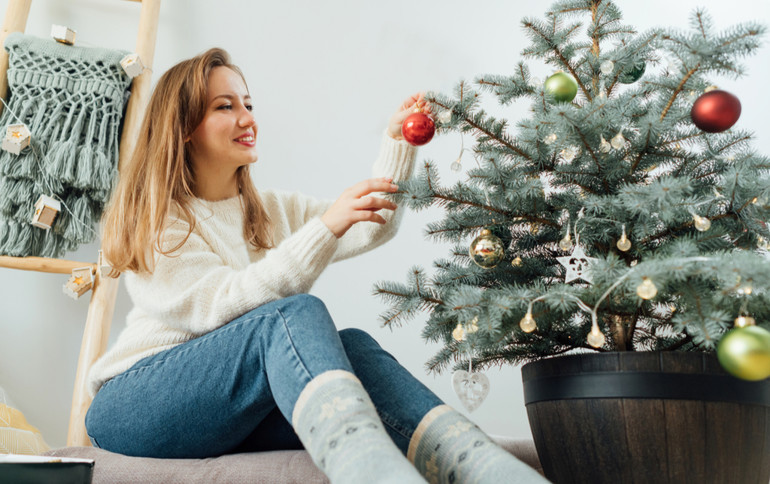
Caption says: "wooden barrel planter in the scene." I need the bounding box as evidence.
[521,352,770,484]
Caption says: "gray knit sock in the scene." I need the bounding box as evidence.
[292,370,426,484]
[408,405,548,484]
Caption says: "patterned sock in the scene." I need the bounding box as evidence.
[408,405,548,484]
[292,370,426,484]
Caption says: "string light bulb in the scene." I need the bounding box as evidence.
[587,326,606,348]
[519,312,537,333]
[611,130,626,149]
[452,323,466,341]
[692,213,711,232]
[511,256,523,267]
[737,280,753,295]
[734,316,756,328]
[559,225,573,251]
[599,135,611,153]
[636,277,658,300]
[616,224,631,252]
[466,317,479,334]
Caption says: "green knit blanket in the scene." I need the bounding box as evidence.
[0,32,132,258]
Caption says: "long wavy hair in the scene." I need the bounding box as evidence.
[101,48,273,275]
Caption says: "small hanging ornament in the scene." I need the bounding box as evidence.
[587,326,606,348]
[2,123,31,155]
[544,133,558,145]
[556,243,598,283]
[120,53,145,78]
[717,325,770,381]
[599,135,611,153]
[51,25,76,45]
[544,71,578,103]
[692,213,711,232]
[560,146,580,162]
[452,360,490,412]
[616,224,631,252]
[636,277,657,300]
[469,229,505,269]
[452,323,466,342]
[511,256,523,267]
[618,60,646,84]
[600,60,614,75]
[611,130,627,150]
[63,266,94,300]
[519,312,537,333]
[559,224,573,251]
[401,110,435,146]
[30,195,61,230]
[691,90,741,133]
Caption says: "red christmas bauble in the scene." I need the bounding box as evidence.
[690,89,741,133]
[401,112,435,146]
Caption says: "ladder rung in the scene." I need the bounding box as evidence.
[0,255,95,274]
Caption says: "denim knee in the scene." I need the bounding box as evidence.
[281,293,329,317]
[339,328,380,350]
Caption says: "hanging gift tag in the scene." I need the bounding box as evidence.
[452,367,490,412]
[2,124,31,155]
[120,53,144,78]
[30,195,61,230]
[51,25,76,45]
[63,266,94,300]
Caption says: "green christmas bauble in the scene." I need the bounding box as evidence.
[469,229,505,269]
[618,61,646,84]
[544,72,578,103]
[717,325,770,381]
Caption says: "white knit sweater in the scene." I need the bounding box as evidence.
[88,132,417,397]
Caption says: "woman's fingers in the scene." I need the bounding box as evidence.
[347,177,399,198]
[355,195,397,211]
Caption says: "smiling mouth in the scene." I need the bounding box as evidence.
[235,135,255,142]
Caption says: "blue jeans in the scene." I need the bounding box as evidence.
[85,294,444,458]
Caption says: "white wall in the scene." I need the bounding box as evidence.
[0,0,768,449]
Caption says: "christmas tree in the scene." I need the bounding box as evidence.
[375,0,770,380]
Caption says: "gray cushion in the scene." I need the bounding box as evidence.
[45,437,542,483]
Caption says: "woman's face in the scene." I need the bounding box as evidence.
[187,66,258,172]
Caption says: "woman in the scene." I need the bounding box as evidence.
[85,48,546,484]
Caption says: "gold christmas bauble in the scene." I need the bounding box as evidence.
[469,229,505,269]
[717,326,770,381]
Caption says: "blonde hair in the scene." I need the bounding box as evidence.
[101,48,273,275]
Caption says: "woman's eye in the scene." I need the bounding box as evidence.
[245,105,253,111]
[217,104,233,110]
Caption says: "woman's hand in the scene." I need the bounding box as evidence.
[387,92,433,141]
[321,177,399,238]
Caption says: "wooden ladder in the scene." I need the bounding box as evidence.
[0,0,161,447]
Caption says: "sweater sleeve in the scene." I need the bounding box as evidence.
[332,130,417,260]
[126,216,338,336]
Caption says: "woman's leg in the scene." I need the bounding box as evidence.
[86,294,424,483]
[336,328,548,484]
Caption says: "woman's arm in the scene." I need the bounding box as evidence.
[126,216,338,336]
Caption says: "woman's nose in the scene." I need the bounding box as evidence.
[238,108,256,128]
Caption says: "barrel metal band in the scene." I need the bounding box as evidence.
[523,372,770,407]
